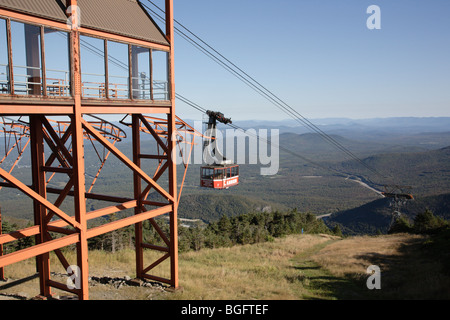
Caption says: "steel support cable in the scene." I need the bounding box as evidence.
[169,93,328,173]
[165,92,330,173]
[141,2,292,111]
[145,1,347,147]
[167,94,347,177]
[73,31,206,116]
[226,123,346,177]
[143,3,383,181]
[167,93,339,175]
[71,8,380,182]
[143,2,368,159]
[143,1,387,180]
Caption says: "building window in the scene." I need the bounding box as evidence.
[44,29,70,97]
[10,21,42,95]
[78,35,169,101]
[131,45,151,100]
[1,20,169,101]
[0,18,9,94]
[80,35,105,98]
[152,50,169,100]
[107,40,129,99]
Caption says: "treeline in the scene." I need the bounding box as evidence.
[0,221,34,254]
[178,209,332,252]
[176,194,281,223]
[389,209,449,235]
[1,209,334,255]
[87,209,333,253]
[389,210,450,273]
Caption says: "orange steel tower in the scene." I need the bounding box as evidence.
[0,0,179,300]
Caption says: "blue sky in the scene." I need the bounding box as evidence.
[148,0,450,121]
[2,1,449,122]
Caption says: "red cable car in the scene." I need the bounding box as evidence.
[200,110,239,190]
[382,185,414,200]
[200,165,239,189]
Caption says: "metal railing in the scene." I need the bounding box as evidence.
[81,73,129,99]
[108,74,129,99]
[1,64,71,96]
[13,65,42,95]
[153,80,169,101]
[81,72,168,100]
[46,68,70,97]
[0,63,169,100]
[0,63,9,94]
[130,75,169,100]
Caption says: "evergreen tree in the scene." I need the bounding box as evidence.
[332,224,343,237]
[388,216,412,234]
[413,209,446,234]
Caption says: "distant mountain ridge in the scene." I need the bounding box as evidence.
[181,116,450,149]
[232,117,450,134]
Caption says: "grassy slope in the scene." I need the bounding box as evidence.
[2,232,449,300]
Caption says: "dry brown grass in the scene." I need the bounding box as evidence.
[170,234,338,300]
[309,233,450,299]
[311,233,424,278]
[1,234,336,300]
[2,232,448,300]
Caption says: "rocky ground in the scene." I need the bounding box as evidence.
[0,272,171,300]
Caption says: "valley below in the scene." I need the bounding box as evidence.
[1,117,450,301]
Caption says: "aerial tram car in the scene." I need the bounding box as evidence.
[200,110,239,189]
[381,185,414,200]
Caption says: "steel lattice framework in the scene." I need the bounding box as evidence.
[0,0,182,300]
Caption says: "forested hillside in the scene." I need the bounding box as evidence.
[326,193,450,235]
[335,146,450,196]
[1,118,449,229]
[177,193,285,223]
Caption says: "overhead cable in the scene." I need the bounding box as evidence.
[143,1,387,180]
